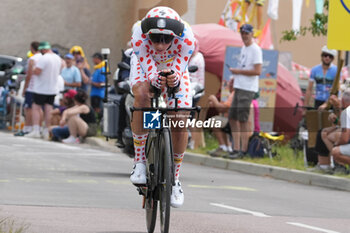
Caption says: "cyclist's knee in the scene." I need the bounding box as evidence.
[133,82,150,106]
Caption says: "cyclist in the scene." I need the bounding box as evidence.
[129,6,195,208]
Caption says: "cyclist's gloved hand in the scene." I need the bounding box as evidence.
[166,71,180,88]
[150,74,167,89]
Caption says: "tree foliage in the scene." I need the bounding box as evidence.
[280,0,329,42]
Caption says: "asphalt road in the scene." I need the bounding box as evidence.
[0,131,350,233]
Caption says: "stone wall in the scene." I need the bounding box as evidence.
[0,0,135,72]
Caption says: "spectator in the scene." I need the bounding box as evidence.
[50,89,77,141]
[50,89,76,127]
[188,39,205,87]
[227,24,262,159]
[304,46,338,110]
[90,52,106,121]
[311,91,350,173]
[17,41,42,136]
[76,57,91,92]
[331,89,350,174]
[70,45,90,70]
[59,90,97,144]
[26,41,63,139]
[70,45,91,91]
[61,53,82,90]
[208,79,235,157]
[251,93,261,133]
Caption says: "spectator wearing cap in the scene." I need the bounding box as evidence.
[49,89,77,141]
[59,90,97,144]
[227,24,263,159]
[70,45,91,70]
[90,52,106,121]
[61,53,82,90]
[26,41,63,140]
[70,44,91,93]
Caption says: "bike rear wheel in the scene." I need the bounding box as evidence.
[158,129,173,233]
[145,193,157,233]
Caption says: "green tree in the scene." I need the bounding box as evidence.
[280,0,329,42]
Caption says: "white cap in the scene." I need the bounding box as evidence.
[321,46,337,57]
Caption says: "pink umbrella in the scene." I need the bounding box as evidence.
[192,24,243,78]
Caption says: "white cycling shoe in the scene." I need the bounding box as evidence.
[171,181,184,208]
[130,163,147,185]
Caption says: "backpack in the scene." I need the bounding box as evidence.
[247,133,265,158]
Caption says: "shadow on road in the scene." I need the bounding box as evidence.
[55,170,131,178]
[98,232,145,233]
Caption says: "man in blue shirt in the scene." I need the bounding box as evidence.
[61,53,82,90]
[90,52,106,120]
[304,46,338,109]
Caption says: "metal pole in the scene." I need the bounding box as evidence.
[101,48,111,103]
[103,54,108,103]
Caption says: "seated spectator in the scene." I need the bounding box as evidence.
[50,89,77,141]
[59,90,97,144]
[61,53,82,90]
[208,79,235,157]
[311,90,350,173]
[331,90,350,174]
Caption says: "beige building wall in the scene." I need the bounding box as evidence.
[0,0,191,72]
[0,0,136,72]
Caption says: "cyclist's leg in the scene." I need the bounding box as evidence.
[167,72,192,179]
[130,55,151,184]
[166,72,192,207]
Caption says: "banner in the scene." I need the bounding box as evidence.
[222,46,279,132]
[327,0,350,50]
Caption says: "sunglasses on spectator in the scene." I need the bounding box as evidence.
[72,51,81,55]
[322,53,334,59]
[149,34,174,44]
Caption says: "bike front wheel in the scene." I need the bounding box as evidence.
[145,136,158,233]
[158,129,173,233]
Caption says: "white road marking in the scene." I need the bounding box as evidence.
[210,203,271,217]
[286,222,340,233]
[189,184,256,191]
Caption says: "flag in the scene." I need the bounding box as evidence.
[327,0,350,50]
[258,19,273,49]
[218,0,241,31]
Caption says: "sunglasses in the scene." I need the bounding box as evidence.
[149,34,174,44]
[322,53,334,59]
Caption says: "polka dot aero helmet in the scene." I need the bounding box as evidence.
[141,6,184,37]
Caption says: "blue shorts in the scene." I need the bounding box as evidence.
[24,91,34,108]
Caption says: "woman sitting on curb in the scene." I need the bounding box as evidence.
[59,90,97,144]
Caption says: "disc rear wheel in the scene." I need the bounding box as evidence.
[145,193,157,233]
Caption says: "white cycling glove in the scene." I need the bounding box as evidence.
[150,74,164,89]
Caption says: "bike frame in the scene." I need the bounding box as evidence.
[131,87,200,233]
